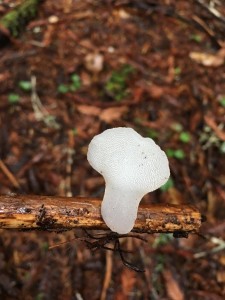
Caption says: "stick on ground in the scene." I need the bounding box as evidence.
[0,194,202,233]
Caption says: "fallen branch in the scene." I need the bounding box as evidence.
[0,194,203,234]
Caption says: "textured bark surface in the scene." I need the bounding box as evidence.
[0,194,202,233]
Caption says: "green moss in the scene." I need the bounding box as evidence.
[0,0,40,37]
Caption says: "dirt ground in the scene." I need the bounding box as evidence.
[0,0,225,299]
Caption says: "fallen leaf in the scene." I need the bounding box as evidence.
[113,8,131,19]
[0,71,10,82]
[114,292,124,300]
[217,271,225,283]
[121,268,136,296]
[189,49,225,67]
[76,105,101,116]
[99,106,128,123]
[204,115,225,141]
[219,255,225,266]
[163,269,184,300]
[147,84,164,99]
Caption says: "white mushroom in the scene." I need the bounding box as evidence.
[87,127,170,234]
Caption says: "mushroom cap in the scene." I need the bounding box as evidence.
[87,127,170,194]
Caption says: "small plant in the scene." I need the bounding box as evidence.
[166,148,185,159]
[58,73,81,94]
[179,131,191,143]
[153,233,173,248]
[57,84,69,94]
[190,34,202,43]
[105,64,134,101]
[174,67,181,76]
[18,80,32,91]
[171,122,183,132]
[219,96,225,107]
[171,123,191,143]
[199,125,225,152]
[70,74,81,90]
[8,93,20,104]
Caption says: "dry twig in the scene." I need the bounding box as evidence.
[0,159,20,189]
[100,251,113,300]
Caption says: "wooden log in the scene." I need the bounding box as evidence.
[0,194,202,234]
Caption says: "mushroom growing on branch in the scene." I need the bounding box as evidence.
[87,127,170,234]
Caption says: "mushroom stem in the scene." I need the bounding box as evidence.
[101,186,145,234]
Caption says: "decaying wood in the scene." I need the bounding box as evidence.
[0,194,202,233]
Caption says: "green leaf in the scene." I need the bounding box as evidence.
[69,84,79,92]
[179,132,191,143]
[219,96,225,107]
[190,34,202,43]
[174,149,185,159]
[166,149,175,157]
[174,67,181,75]
[171,123,183,132]
[8,93,20,104]
[166,148,185,159]
[58,84,69,94]
[70,74,81,89]
[18,80,32,91]
[72,128,78,136]
[160,177,174,192]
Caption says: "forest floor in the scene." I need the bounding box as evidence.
[0,0,225,299]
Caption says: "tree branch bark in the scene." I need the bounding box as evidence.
[0,194,202,234]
